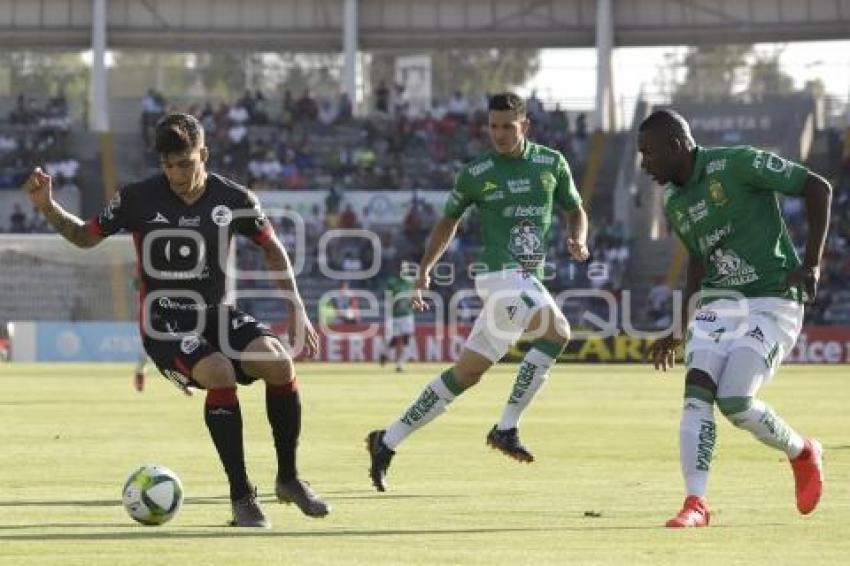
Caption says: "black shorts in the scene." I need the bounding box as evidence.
[143,304,278,391]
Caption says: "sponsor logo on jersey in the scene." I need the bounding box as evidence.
[105,191,122,221]
[232,314,256,330]
[468,159,494,177]
[507,178,531,194]
[531,154,555,165]
[483,191,505,202]
[672,209,691,233]
[157,297,207,311]
[148,211,170,224]
[540,172,556,192]
[706,159,726,175]
[211,205,233,226]
[708,181,728,205]
[695,310,717,322]
[482,181,498,192]
[697,222,732,254]
[180,335,201,354]
[709,248,758,286]
[178,215,201,227]
[752,151,791,177]
[508,220,544,267]
[687,200,708,223]
[503,204,547,218]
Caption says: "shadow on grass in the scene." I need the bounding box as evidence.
[0,491,444,510]
[0,522,796,541]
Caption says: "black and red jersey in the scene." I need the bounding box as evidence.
[87,172,274,319]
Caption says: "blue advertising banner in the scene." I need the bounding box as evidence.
[35,322,142,362]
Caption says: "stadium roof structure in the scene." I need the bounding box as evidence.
[0,0,848,51]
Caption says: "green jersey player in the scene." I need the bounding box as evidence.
[639,109,831,527]
[366,92,589,491]
[380,262,416,372]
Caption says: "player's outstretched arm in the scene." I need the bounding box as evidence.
[22,167,103,248]
[412,216,461,311]
[258,234,319,357]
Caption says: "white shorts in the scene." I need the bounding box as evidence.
[388,314,415,338]
[464,269,561,363]
[686,297,804,378]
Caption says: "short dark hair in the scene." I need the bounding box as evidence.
[639,108,692,141]
[488,92,526,116]
[154,113,204,155]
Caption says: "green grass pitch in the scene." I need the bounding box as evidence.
[1,362,848,565]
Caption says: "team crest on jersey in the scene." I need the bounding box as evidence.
[708,181,728,206]
[709,248,758,286]
[540,172,556,192]
[508,220,544,268]
[482,181,498,192]
[180,335,201,354]
[211,205,233,226]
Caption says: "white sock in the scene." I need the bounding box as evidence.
[396,345,406,370]
[383,372,459,450]
[497,347,555,430]
[135,354,147,374]
[726,399,805,458]
[679,398,715,498]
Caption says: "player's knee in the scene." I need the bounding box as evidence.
[452,367,484,388]
[684,368,717,402]
[717,396,755,425]
[242,337,294,385]
[551,314,570,344]
[193,353,236,389]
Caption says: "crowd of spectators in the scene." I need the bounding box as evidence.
[142,88,589,196]
[1,92,74,188]
[1,92,78,233]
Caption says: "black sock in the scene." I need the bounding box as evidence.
[204,387,251,500]
[266,380,301,482]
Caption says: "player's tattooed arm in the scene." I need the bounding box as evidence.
[42,200,103,248]
[23,167,102,248]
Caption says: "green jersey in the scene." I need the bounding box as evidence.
[385,275,413,317]
[663,145,809,301]
[444,140,582,279]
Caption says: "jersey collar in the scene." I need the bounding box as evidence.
[494,139,532,161]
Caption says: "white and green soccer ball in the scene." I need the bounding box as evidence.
[122,464,184,526]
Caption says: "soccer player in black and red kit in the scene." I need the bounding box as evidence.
[23,113,328,528]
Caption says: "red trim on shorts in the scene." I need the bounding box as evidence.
[206,387,238,407]
[252,225,274,246]
[174,356,193,379]
[85,218,103,236]
[267,379,298,396]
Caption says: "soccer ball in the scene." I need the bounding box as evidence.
[122,464,184,526]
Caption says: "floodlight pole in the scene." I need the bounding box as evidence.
[595,0,616,131]
[90,0,109,133]
[343,0,360,114]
